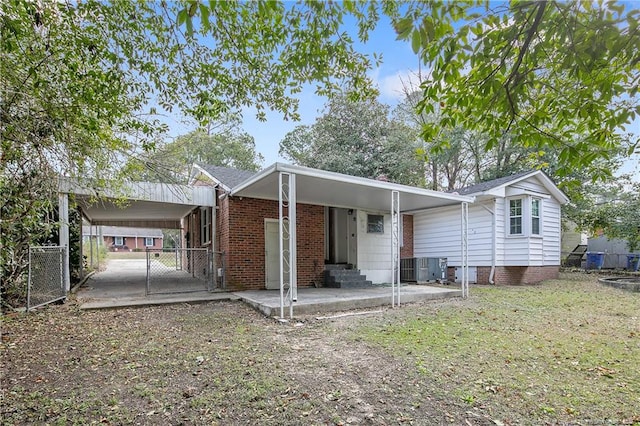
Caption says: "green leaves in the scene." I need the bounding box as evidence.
[394,0,639,177]
[279,94,426,186]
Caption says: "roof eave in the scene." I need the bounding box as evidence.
[190,163,228,191]
[231,162,475,204]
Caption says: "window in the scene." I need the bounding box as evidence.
[114,236,124,246]
[200,207,211,244]
[144,237,154,247]
[367,214,384,233]
[531,198,541,235]
[509,199,523,235]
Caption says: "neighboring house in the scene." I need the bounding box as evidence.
[82,226,164,251]
[185,163,471,291]
[412,171,570,285]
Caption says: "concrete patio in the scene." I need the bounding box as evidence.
[236,285,462,317]
[76,259,462,314]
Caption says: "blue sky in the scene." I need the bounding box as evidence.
[164,14,417,165]
[163,10,639,181]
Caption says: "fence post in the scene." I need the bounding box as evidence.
[58,193,71,293]
[145,249,150,296]
[27,247,32,312]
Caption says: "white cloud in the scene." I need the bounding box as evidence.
[372,68,422,104]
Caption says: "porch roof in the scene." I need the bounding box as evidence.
[229,163,474,212]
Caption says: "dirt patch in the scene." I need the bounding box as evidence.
[1,298,493,425]
[4,273,637,425]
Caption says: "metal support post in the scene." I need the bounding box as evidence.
[461,202,469,298]
[391,190,400,307]
[58,192,71,292]
[146,249,150,296]
[278,172,298,319]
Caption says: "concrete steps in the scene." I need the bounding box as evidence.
[324,264,373,288]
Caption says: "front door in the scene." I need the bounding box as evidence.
[265,220,280,289]
[329,208,357,266]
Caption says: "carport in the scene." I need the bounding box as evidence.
[58,178,215,294]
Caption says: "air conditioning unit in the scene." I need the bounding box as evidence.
[416,257,448,283]
[401,257,448,283]
[400,258,417,282]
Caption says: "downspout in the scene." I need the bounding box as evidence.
[218,190,229,289]
[211,185,218,288]
[480,199,497,284]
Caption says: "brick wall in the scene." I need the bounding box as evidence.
[222,196,325,291]
[493,266,559,285]
[447,265,559,285]
[400,214,414,259]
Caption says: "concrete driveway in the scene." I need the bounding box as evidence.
[76,258,232,309]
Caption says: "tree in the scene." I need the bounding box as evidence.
[572,179,640,253]
[0,0,381,303]
[393,1,639,178]
[395,85,540,191]
[279,95,425,186]
[133,127,264,184]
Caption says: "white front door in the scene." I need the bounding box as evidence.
[265,220,280,289]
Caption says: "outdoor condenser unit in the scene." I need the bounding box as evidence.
[400,258,417,282]
[401,257,448,282]
[417,257,448,283]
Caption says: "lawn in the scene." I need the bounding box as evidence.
[1,273,639,425]
[357,273,640,423]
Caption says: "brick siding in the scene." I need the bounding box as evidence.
[400,214,414,259]
[221,196,325,291]
[447,265,559,285]
[492,266,560,285]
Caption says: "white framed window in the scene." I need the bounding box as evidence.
[114,236,124,246]
[367,214,384,234]
[200,207,211,244]
[509,198,523,235]
[531,198,541,235]
[144,237,154,247]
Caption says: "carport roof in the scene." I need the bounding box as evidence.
[61,178,215,228]
[230,163,474,212]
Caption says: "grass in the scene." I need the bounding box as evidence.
[356,273,640,423]
[2,272,639,425]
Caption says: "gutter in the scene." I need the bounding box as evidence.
[480,199,497,284]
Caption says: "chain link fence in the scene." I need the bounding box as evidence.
[145,248,214,295]
[28,246,66,311]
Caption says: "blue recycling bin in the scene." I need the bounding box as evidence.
[627,254,640,272]
[585,252,605,270]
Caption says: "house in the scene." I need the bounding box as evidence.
[412,170,570,285]
[82,225,164,251]
[184,163,474,292]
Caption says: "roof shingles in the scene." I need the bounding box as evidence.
[451,170,536,195]
[196,164,257,189]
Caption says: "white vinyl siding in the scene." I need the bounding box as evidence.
[542,199,562,265]
[412,175,564,268]
[413,203,494,267]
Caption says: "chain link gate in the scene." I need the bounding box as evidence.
[27,246,66,311]
[145,248,214,295]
